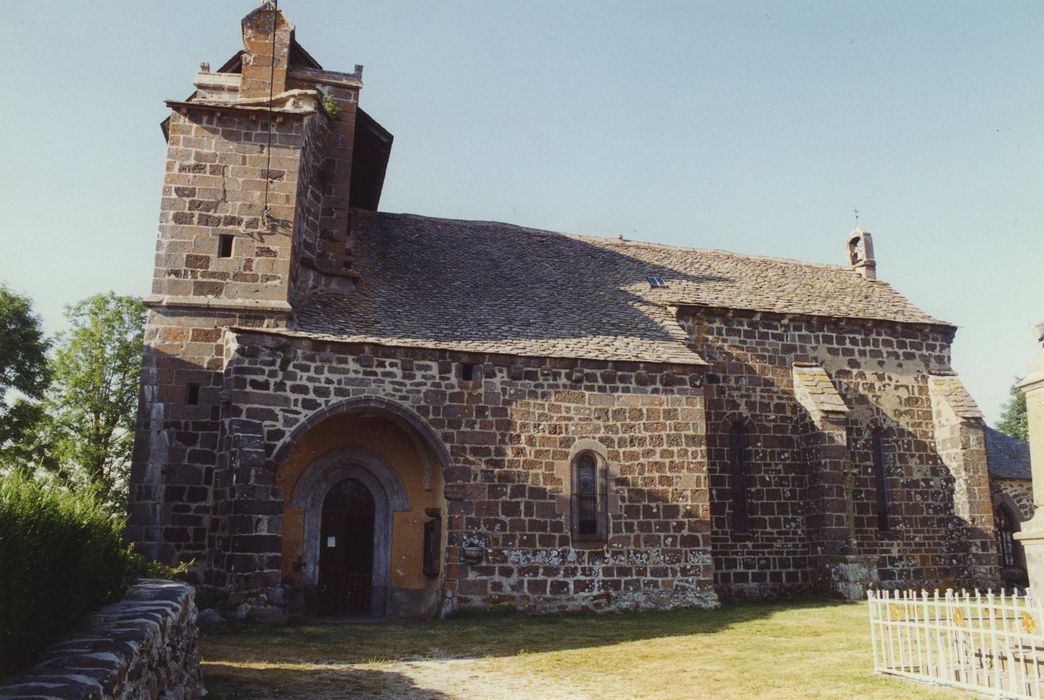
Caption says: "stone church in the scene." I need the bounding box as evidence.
[129,5,1004,620]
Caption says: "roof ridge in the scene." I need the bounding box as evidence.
[370,210,869,275]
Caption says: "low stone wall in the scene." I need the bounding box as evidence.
[0,580,202,700]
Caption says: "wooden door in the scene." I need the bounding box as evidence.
[317,478,375,615]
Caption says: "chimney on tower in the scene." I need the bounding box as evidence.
[240,2,293,99]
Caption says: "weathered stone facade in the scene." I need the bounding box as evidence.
[129,5,1002,619]
[212,333,716,614]
[0,581,202,700]
[680,310,997,598]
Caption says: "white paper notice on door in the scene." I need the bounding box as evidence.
[326,536,336,548]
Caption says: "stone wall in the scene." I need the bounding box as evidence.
[129,99,315,569]
[129,307,285,567]
[0,580,202,700]
[151,108,306,307]
[213,330,718,614]
[679,307,999,598]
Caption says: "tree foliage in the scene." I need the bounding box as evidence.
[0,471,190,675]
[0,282,49,401]
[998,379,1028,442]
[0,284,49,398]
[42,293,146,513]
[0,286,51,473]
[0,400,61,479]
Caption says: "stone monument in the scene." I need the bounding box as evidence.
[1015,323,1044,592]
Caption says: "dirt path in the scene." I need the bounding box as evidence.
[204,657,597,699]
[359,658,595,700]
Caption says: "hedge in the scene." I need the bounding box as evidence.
[0,473,134,676]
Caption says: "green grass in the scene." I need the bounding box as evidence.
[202,599,965,699]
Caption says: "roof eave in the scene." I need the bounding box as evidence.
[227,326,710,368]
[669,301,956,332]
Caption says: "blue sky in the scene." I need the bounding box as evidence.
[1,1,1041,424]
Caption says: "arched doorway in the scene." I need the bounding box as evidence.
[278,397,452,618]
[994,501,1027,588]
[288,445,411,617]
[318,478,376,615]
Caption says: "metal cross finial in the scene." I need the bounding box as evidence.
[853,208,860,224]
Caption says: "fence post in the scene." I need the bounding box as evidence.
[920,589,933,679]
[868,589,880,673]
[987,589,1001,693]
[934,589,946,681]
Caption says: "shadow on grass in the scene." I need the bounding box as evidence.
[202,597,853,666]
[204,663,452,700]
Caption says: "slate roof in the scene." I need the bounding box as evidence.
[986,427,1032,480]
[289,211,949,364]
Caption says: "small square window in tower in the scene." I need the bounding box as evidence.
[217,234,234,258]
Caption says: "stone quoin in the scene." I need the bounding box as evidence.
[128,4,1017,620]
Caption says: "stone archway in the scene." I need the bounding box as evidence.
[993,490,1029,587]
[271,395,452,480]
[289,445,409,616]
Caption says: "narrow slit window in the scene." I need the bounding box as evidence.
[218,234,234,258]
[871,429,890,532]
[729,422,750,534]
[571,451,607,539]
[576,454,598,535]
[186,383,201,405]
[995,505,1017,569]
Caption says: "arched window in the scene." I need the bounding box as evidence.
[729,422,750,534]
[572,451,607,540]
[996,504,1018,569]
[870,428,890,532]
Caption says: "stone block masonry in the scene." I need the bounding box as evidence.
[0,580,202,700]
[680,307,999,598]
[131,35,360,568]
[213,330,719,614]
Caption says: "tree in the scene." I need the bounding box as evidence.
[0,400,62,478]
[0,285,49,411]
[0,285,50,461]
[997,379,1028,441]
[45,294,146,513]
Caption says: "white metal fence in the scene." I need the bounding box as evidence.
[868,588,1044,698]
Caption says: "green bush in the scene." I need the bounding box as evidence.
[0,473,134,676]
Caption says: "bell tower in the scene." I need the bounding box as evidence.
[129,3,384,572]
[847,227,877,280]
